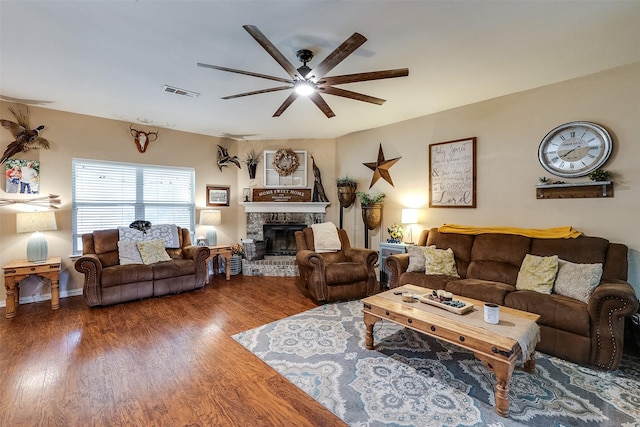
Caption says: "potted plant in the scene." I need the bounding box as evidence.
[357,191,385,230]
[243,148,262,179]
[229,243,244,275]
[588,169,611,182]
[387,224,404,243]
[336,176,358,208]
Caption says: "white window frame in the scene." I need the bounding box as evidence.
[263,149,307,187]
[72,158,195,255]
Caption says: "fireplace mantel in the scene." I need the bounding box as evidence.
[242,202,329,213]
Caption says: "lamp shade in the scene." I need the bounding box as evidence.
[199,210,221,246]
[17,211,58,233]
[401,208,418,224]
[16,211,57,263]
[199,210,222,226]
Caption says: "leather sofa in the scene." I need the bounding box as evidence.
[75,227,210,307]
[385,228,638,370]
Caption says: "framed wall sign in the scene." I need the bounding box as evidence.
[206,185,230,206]
[429,137,476,208]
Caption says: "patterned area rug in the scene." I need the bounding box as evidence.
[233,300,640,426]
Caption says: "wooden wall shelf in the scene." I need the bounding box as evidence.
[536,181,613,199]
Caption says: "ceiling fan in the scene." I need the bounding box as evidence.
[197,25,409,118]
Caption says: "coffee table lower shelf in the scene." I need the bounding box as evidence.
[362,285,539,417]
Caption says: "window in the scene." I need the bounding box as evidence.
[72,159,195,254]
[263,149,307,187]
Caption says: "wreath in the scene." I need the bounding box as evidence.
[272,148,299,176]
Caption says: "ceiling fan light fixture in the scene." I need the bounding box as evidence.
[294,81,315,96]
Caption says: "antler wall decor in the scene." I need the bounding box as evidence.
[129,125,158,153]
[0,193,61,209]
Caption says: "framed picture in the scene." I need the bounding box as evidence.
[206,185,230,206]
[196,238,208,247]
[5,159,40,194]
[429,137,476,208]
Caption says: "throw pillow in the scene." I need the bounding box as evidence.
[311,222,342,253]
[118,240,143,265]
[423,246,459,277]
[516,254,558,294]
[118,224,180,248]
[554,259,603,303]
[136,239,172,265]
[406,245,428,273]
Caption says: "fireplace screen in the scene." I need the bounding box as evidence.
[263,224,306,256]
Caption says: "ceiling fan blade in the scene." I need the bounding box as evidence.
[308,92,336,118]
[222,86,293,100]
[197,63,294,84]
[273,92,299,117]
[320,86,386,105]
[308,32,367,80]
[243,25,303,79]
[320,68,409,85]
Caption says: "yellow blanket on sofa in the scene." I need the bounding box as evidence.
[438,224,582,239]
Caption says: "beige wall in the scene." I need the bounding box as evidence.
[335,62,640,294]
[1,62,638,306]
[0,104,337,303]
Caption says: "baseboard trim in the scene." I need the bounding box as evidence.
[0,288,83,308]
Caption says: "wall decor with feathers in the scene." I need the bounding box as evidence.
[216,144,241,171]
[1,104,50,164]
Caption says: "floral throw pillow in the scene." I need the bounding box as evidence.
[516,254,558,294]
[554,259,603,303]
[423,246,459,277]
[136,239,172,265]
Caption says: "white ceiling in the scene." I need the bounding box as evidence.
[1,1,638,140]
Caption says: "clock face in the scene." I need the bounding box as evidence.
[538,121,612,178]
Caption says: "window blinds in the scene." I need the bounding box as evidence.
[72,159,195,254]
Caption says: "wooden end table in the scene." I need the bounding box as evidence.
[362,284,540,417]
[206,245,233,283]
[3,257,62,319]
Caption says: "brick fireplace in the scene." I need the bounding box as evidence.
[242,202,329,276]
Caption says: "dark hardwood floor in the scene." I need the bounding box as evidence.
[0,275,347,427]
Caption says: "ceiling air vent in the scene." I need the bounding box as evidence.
[163,85,200,98]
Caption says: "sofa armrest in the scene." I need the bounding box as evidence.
[296,249,325,270]
[345,248,379,295]
[344,247,378,268]
[587,279,639,370]
[385,253,410,289]
[182,245,210,286]
[296,249,328,300]
[74,254,103,307]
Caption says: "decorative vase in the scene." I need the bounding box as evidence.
[230,254,242,275]
[248,163,258,180]
[361,203,383,230]
[337,186,357,208]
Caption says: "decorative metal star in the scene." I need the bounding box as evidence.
[363,143,401,188]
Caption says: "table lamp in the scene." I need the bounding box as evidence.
[16,210,58,263]
[401,208,418,244]
[199,210,221,246]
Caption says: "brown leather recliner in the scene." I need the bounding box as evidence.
[295,227,379,302]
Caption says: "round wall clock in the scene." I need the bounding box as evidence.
[538,121,612,178]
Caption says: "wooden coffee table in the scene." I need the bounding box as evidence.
[362,284,540,417]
